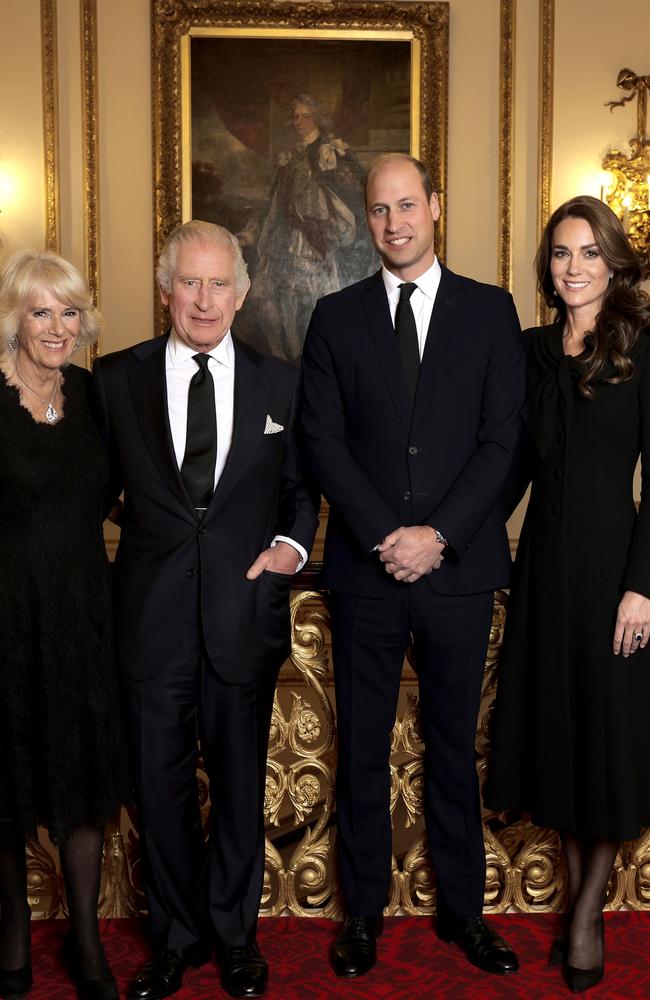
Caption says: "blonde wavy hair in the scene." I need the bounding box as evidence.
[0,250,101,358]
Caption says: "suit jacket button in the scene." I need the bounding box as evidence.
[408,446,418,455]
[403,491,411,501]
[186,569,196,577]
[198,526,206,535]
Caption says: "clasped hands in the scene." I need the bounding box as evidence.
[377,525,445,584]
[613,590,650,657]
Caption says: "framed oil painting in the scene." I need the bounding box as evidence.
[152,1,449,360]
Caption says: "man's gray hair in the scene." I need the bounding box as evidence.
[156,220,250,295]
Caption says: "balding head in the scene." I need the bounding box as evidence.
[364,153,440,281]
[365,153,434,206]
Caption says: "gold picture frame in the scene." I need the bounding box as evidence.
[151,1,449,345]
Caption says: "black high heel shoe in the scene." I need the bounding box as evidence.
[548,937,568,966]
[62,932,118,1000]
[563,917,605,993]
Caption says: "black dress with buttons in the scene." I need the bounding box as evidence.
[485,323,650,840]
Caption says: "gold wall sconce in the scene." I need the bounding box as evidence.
[601,69,650,277]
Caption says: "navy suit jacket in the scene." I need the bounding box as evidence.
[93,333,318,683]
[300,265,525,597]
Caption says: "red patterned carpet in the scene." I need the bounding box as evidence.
[26,913,650,999]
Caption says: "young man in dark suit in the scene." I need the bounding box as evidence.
[301,153,525,979]
[93,221,317,999]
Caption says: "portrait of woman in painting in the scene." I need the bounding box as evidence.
[238,93,376,362]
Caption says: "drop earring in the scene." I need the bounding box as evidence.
[7,332,17,352]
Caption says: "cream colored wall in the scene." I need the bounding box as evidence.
[553,0,650,208]
[96,0,153,353]
[445,0,500,284]
[0,0,46,254]
[1,0,649,546]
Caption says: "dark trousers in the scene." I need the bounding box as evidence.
[125,604,277,951]
[330,583,493,919]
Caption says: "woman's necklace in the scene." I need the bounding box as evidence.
[13,362,61,424]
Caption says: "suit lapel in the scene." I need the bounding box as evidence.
[127,334,193,514]
[361,270,411,430]
[414,266,463,423]
[206,340,268,513]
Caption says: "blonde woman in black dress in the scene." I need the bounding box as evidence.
[0,250,129,999]
[486,196,650,993]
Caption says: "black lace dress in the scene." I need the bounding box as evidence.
[0,364,130,843]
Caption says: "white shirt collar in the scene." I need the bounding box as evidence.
[166,328,235,369]
[382,257,441,299]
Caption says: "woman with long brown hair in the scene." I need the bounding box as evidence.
[486,195,650,993]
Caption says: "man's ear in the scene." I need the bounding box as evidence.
[235,278,251,312]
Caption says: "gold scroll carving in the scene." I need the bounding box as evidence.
[26,589,650,917]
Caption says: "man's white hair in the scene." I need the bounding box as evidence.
[156,220,250,295]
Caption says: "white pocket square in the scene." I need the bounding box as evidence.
[264,414,284,434]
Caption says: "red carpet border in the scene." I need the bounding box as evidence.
[27,913,650,999]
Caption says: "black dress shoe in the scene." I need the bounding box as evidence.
[127,943,211,1000]
[217,942,268,998]
[330,916,383,979]
[437,915,519,975]
[62,933,118,1000]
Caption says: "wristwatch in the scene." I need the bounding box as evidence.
[434,529,448,547]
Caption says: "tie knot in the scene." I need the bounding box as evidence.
[399,282,418,301]
[192,353,211,369]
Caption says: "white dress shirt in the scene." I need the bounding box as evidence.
[380,258,448,547]
[382,257,442,358]
[166,329,235,485]
[165,329,307,569]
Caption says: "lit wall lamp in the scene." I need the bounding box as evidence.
[601,69,650,277]
[0,164,20,220]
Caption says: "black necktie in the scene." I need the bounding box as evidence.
[395,282,420,403]
[181,353,217,510]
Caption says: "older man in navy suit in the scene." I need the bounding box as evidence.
[301,154,525,979]
[94,221,317,999]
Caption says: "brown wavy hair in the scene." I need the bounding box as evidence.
[535,195,650,398]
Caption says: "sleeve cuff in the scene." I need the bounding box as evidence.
[272,535,308,572]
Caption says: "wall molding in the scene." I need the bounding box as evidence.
[537,0,554,323]
[80,0,101,357]
[41,0,60,252]
[498,0,515,291]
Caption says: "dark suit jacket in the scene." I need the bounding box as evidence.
[300,265,525,597]
[93,333,318,683]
